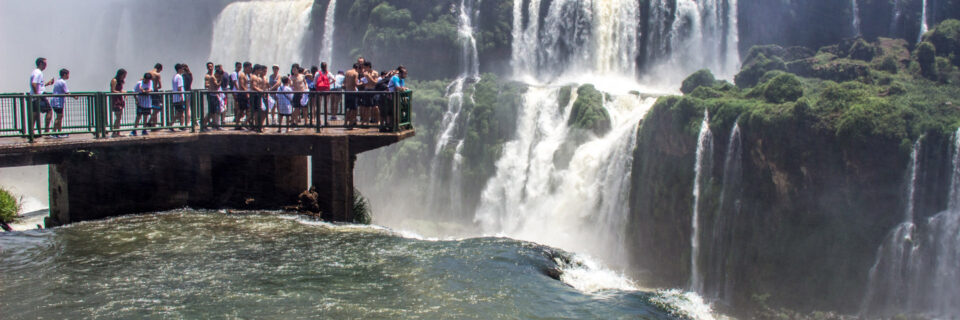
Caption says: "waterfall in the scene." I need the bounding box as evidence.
[319,0,337,64]
[861,135,960,317]
[424,0,481,219]
[641,0,741,84]
[706,121,742,303]
[891,0,903,34]
[475,85,656,268]
[689,110,713,294]
[918,0,929,42]
[209,0,313,67]
[851,0,862,36]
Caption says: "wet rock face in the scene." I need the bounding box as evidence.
[298,187,321,214]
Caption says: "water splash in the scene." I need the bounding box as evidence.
[689,109,713,294]
[319,0,338,64]
[209,0,313,67]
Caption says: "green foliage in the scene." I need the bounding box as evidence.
[736,52,787,88]
[568,84,612,135]
[925,19,960,66]
[762,73,804,104]
[681,69,717,94]
[0,187,21,223]
[557,85,573,111]
[353,188,371,225]
[848,38,877,61]
[917,41,938,79]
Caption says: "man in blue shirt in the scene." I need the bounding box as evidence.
[382,66,408,131]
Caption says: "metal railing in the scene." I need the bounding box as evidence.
[0,89,412,142]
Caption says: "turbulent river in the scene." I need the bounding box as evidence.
[0,210,718,319]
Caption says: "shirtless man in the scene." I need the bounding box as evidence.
[235,62,252,129]
[290,64,307,127]
[201,62,220,131]
[148,63,163,129]
[361,61,380,125]
[342,63,360,129]
[250,64,267,132]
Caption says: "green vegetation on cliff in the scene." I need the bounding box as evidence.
[568,84,612,135]
[631,20,960,316]
[0,187,20,223]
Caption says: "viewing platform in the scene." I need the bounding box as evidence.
[0,90,415,226]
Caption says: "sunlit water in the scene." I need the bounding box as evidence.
[0,210,715,319]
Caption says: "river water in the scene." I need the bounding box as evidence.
[0,210,717,319]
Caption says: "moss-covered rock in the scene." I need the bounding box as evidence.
[736,52,788,88]
[848,38,878,61]
[762,73,804,104]
[568,84,611,135]
[681,69,717,94]
[557,85,573,111]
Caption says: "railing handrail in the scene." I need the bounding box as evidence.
[0,89,413,142]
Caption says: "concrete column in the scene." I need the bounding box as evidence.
[312,136,355,222]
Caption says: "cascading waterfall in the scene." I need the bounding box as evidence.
[689,110,713,294]
[851,0,862,36]
[209,0,313,67]
[426,0,480,219]
[918,0,929,42]
[642,0,740,83]
[705,121,742,303]
[319,0,337,64]
[475,86,655,268]
[891,0,903,34]
[860,135,960,317]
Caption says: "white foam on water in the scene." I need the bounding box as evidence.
[649,289,720,320]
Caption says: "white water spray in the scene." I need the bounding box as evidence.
[319,0,338,65]
[689,110,713,294]
[209,0,313,67]
[918,0,929,42]
[707,121,742,303]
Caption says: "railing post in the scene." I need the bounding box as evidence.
[315,92,322,133]
[26,96,35,143]
[96,92,106,138]
[190,91,197,132]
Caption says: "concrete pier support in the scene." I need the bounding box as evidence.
[312,137,356,222]
[47,144,307,227]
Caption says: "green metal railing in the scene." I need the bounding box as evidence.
[0,90,413,142]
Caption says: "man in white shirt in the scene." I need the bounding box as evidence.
[50,69,78,138]
[171,64,187,131]
[132,73,153,136]
[29,57,55,135]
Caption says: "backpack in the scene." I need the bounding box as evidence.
[315,72,331,90]
[375,77,390,91]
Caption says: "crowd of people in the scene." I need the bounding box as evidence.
[27,56,408,138]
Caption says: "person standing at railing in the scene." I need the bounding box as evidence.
[201,62,220,131]
[360,61,379,126]
[50,69,77,138]
[147,64,163,130]
[29,57,56,136]
[182,64,193,124]
[315,62,332,123]
[249,64,267,133]
[342,63,360,130]
[171,64,187,132]
[215,65,228,126]
[382,66,408,132]
[267,65,281,126]
[236,62,252,130]
[276,76,294,133]
[331,70,345,122]
[109,69,127,138]
[290,64,307,127]
[132,73,153,136]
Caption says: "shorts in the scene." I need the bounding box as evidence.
[137,106,152,115]
[207,94,220,114]
[249,93,263,112]
[111,97,125,112]
[51,107,64,115]
[292,93,303,109]
[31,97,51,113]
[173,102,185,111]
[236,94,248,111]
[344,94,358,111]
[151,95,163,110]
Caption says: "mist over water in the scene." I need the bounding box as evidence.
[0,0,230,92]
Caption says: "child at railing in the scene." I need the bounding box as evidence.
[276,76,294,133]
[50,69,78,139]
